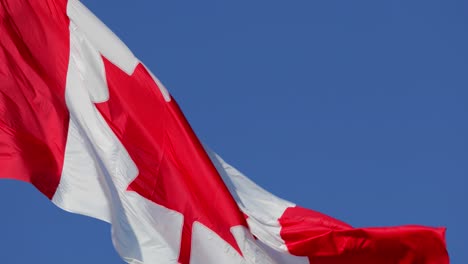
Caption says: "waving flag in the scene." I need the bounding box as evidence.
[0,0,449,263]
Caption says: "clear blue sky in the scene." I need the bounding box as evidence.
[0,0,466,263]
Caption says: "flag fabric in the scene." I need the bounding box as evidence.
[0,1,449,263]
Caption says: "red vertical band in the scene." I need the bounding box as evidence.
[0,0,70,198]
[279,206,449,264]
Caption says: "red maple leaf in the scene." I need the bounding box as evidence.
[95,58,246,263]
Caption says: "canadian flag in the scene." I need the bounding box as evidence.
[0,0,449,263]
